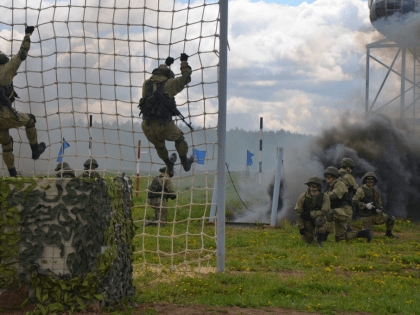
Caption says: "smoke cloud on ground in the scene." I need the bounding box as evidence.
[241,116,420,223]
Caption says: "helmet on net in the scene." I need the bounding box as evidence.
[84,158,99,169]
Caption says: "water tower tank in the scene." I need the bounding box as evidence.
[369,0,420,41]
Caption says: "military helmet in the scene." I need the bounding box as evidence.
[305,176,324,187]
[324,166,340,178]
[152,67,175,79]
[159,166,174,178]
[339,158,355,169]
[55,162,70,171]
[56,166,75,178]
[362,172,378,184]
[84,158,98,169]
[0,51,10,65]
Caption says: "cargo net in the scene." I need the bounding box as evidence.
[0,0,220,271]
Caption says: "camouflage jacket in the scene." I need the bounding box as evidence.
[339,168,359,190]
[353,184,382,210]
[0,35,31,87]
[325,178,350,208]
[141,62,192,100]
[295,189,330,218]
[148,173,175,199]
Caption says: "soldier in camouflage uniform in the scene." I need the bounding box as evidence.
[146,166,176,227]
[353,172,399,238]
[324,167,371,243]
[0,26,46,177]
[294,176,330,247]
[55,162,76,179]
[78,158,101,178]
[338,158,359,229]
[139,53,194,174]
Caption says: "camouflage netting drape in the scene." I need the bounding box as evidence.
[0,176,135,314]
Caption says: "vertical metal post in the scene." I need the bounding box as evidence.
[270,147,283,227]
[401,47,406,119]
[89,115,92,157]
[209,174,217,223]
[259,117,263,185]
[217,0,228,273]
[366,47,370,121]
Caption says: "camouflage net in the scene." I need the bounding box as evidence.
[0,176,135,314]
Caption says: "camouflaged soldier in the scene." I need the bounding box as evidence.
[353,172,399,239]
[146,166,176,227]
[78,158,101,178]
[294,176,330,247]
[139,53,194,174]
[324,167,371,243]
[338,157,360,228]
[0,26,46,177]
[55,162,76,179]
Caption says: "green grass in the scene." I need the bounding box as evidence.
[130,174,420,314]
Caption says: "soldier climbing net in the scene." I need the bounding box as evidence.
[0,0,225,271]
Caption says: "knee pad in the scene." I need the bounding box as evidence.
[26,114,36,129]
[387,215,395,224]
[2,137,13,152]
[175,134,185,145]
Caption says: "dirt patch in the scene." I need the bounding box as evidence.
[0,282,35,315]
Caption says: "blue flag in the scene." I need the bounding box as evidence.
[194,149,206,165]
[57,138,70,162]
[247,150,254,166]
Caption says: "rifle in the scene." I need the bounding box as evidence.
[154,90,194,131]
[0,85,19,120]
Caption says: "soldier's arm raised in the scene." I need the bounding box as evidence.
[5,33,31,81]
[164,61,192,98]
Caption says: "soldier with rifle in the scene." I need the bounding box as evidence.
[353,172,399,239]
[294,176,330,247]
[0,26,46,177]
[338,158,359,228]
[139,53,194,174]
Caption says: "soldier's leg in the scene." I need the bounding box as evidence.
[300,221,314,244]
[314,216,327,247]
[0,130,16,176]
[163,122,194,172]
[160,199,168,224]
[22,113,46,160]
[332,207,352,242]
[377,212,399,238]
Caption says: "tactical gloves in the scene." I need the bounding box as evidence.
[180,53,189,61]
[25,26,35,35]
[300,211,312,221]
[165,57,174,66]
[366,202,374,210]
[326,209,335,222]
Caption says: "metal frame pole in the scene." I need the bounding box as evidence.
[259,117,263,185]
[270,147,283,226]
[366,47,370,120]
[209,174,217,223]
[217,0,228,273]
[401,47,406,119]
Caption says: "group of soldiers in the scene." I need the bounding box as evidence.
[1,25,195,179]
[295,158,398,247]
[55,158,101,179]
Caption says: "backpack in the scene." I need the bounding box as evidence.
[148,176,168,199]
[139,80,174,124]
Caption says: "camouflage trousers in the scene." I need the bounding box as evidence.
[298,215,327,244]
[141,120,188,161]
[148,197,169,222]
[325,206,358,241]
[0,106,37,169]
[360,211,394,231]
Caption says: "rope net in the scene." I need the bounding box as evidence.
[0,0,221,271]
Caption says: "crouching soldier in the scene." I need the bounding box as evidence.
[55,162,75,179]
[79,158,101,178]
[294,176,330,247]
[146,167,176,227]
[353,172,398,239]
[338,157,359,228]
[324,167,371,243]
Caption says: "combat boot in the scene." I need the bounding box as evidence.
[163,153,177,173]
[356,229,372,243]
[180,155,194,172]
[8,167,17,177]
[386,230,399,239]
[316,233,325,247]
[30,142,46,160]
[323,231,329,241]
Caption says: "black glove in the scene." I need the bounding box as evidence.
[299,228,307,236]
[165,57,174,66]
[300,211,312,221]
[25,26,35,35]
[180,53,189,62]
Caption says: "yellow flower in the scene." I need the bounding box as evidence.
[325,267,332,272]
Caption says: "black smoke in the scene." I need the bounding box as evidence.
[268,115,420,221]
